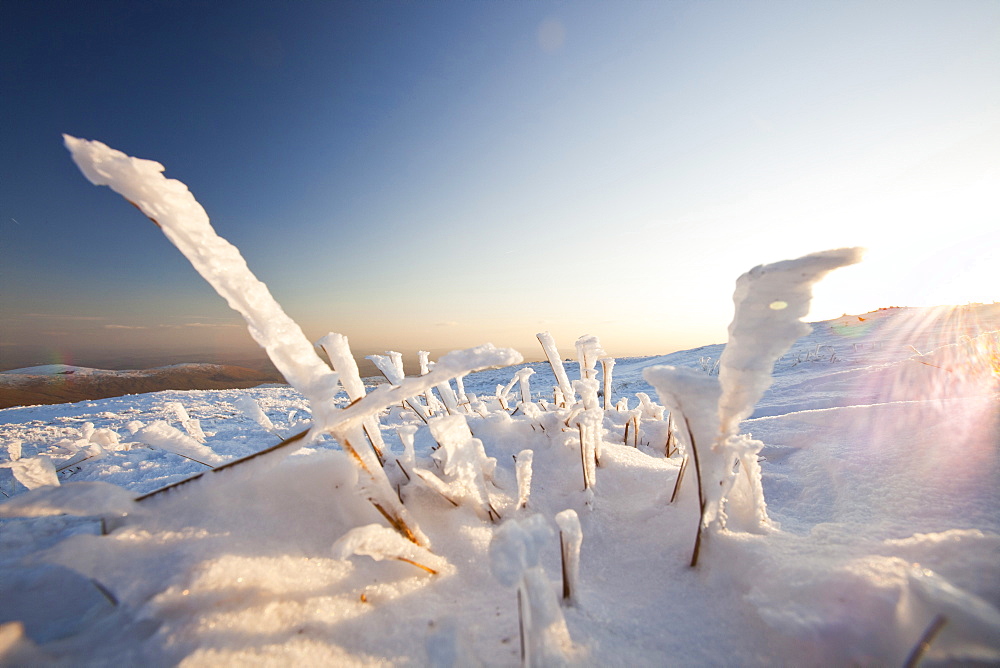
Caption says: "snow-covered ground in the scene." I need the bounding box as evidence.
[2,137,997,666]
[1,303,997,666]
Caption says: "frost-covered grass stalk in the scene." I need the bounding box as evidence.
[367,352,430,423]
[515,368,535,407]
[64,135,342,426]
[415,414,500,521]
[168,402,206,443]
[537,331,575,406]
[65,136,524,548]
[515,449,533,510]
[664,413,678,457]
[645,247,863,563]
[418,351,447,415]
[575,335,606,382]
[134,421,224,468]
[233,395,283,440]
[491,515,572,666]
[555,509,582,605]
[318,333,388,463]
[600,357,615,410]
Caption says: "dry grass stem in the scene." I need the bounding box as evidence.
[135,428,310,503]
[393,556,438,575]
[670,455,689,504]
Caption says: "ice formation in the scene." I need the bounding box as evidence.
[514,449,533,510]
[490,515,573,665]
[536,331,575,406]
[555,509,582,605]
[134,421,225,468]
[645,248,862,535]
[64,135,342,426]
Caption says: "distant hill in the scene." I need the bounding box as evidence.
[0,363,285,409]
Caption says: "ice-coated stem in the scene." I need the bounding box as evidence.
[319,332,387,463]
[396,425,418,469]
[645,248,864,544]
[335,423,429,547]
[454,374,469,405]
[575,335,606,382]
[537,332,575,406]
[490,516,572,666]
[555,509,582,605]
[367,353,430,423]
[514,449,533,510]
[418,351,441,415]
[515,368,535,406]
[599,357,615,410]
[64,135,341,425]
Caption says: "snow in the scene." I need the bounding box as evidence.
[1,302,997,665]
[0,139,996,665]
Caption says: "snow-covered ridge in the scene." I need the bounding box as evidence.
[3,365,107,376]
[0,363,283,410]
[2,362,231,377]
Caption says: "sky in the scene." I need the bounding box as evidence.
[2,0,998,372]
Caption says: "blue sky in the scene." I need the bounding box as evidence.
[2,1,998,370]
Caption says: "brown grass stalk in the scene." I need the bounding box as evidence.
[670,455,689,504]
[393,556,438,575]
[135,428,310,503]
[559,531,571,601]
[683,415,706,568]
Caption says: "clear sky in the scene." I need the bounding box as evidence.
[2,0,998,371]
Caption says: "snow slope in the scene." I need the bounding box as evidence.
[1,304,998,666]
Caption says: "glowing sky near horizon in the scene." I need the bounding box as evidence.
[1,0,998,370]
